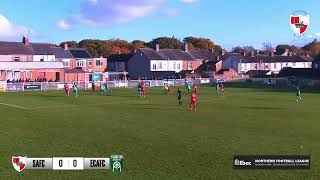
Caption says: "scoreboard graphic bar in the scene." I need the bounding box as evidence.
[12,155,124,173]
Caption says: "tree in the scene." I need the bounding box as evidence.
[310,44,320,58]
[302,39,319,51]
[232,46,244,53]
[213,45,223,53]
[59,41,78,48]
[242,46,255,53]
[275,44,304,55]
[148,36,183,49]
[183,36,215,50]
[131,40,147,50]
[262,42,274,52]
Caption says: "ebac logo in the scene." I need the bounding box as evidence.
[234,159,251,166]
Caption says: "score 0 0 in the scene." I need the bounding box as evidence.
[53,157,84,170]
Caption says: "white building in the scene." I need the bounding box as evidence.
[222,53,313,75]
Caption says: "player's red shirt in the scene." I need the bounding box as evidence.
[191,93,197,103]
[64,85,69,91]
[92,83,95,89]
[141,83,146,91]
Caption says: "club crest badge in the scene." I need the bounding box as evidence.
[290,10,309,35]
[12,156,27,172]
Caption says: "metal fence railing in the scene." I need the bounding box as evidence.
[0,78,212,92]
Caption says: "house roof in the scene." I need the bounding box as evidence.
[139,48,166,60]
[158,49,194,60]
[30,43,53,55]
[69,48,92,59]
[0,41,34,55]
[139,48,194,60]
[108,54,133,62]
[241,55,313,63]
[51,47,73,58]
[188,50,216,61]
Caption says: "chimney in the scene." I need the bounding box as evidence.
[282,48,289,56]
[156,44,160,52]
[22,36,29,45]
[64,42,68,51]
[269,51,274,57]
[220,49,225,56]
[184,43,189,52]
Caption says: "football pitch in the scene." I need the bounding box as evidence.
[0,86,319,179]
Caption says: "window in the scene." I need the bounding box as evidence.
[273,63,277,68]
[188,61,192,70]
[76,60,86,67]
[63,60,70,67]
[293,62,296,66]
[88,60,92,66]
[14,56,20,62]
[96,59,103,66]
[152,63,156,70]
[157,62,162,70]
[40,58,44,62]
[173,62,176,70]
[177,63,181,70]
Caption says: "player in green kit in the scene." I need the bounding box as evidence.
[72,83,79,98]
[137,82,142,97]
[100,82,112,95]
[185,79,191,93]
[216,82,220,94]
[164,82,169,95]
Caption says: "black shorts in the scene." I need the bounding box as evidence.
[178,96,182,101]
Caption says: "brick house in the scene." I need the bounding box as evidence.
[0,37,64,82]
[65,46,107,82]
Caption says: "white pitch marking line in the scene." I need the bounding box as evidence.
[29,100,151,110]
[0,102,28,109]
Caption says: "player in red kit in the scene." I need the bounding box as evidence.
[167,83,172,94]
[190,91,197,111]
[64,83,70,96]
[194,85,198,94]
[220,83,224,94]
[141,81,146,98]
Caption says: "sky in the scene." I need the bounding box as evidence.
[0,0,319,50]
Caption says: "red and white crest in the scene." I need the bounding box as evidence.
[290,11,309,35]
[12,156,27,172]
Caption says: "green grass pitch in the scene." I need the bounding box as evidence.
[0,86,319,179]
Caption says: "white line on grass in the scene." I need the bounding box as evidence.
[29,100,151,110]
[0,102,27,109]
